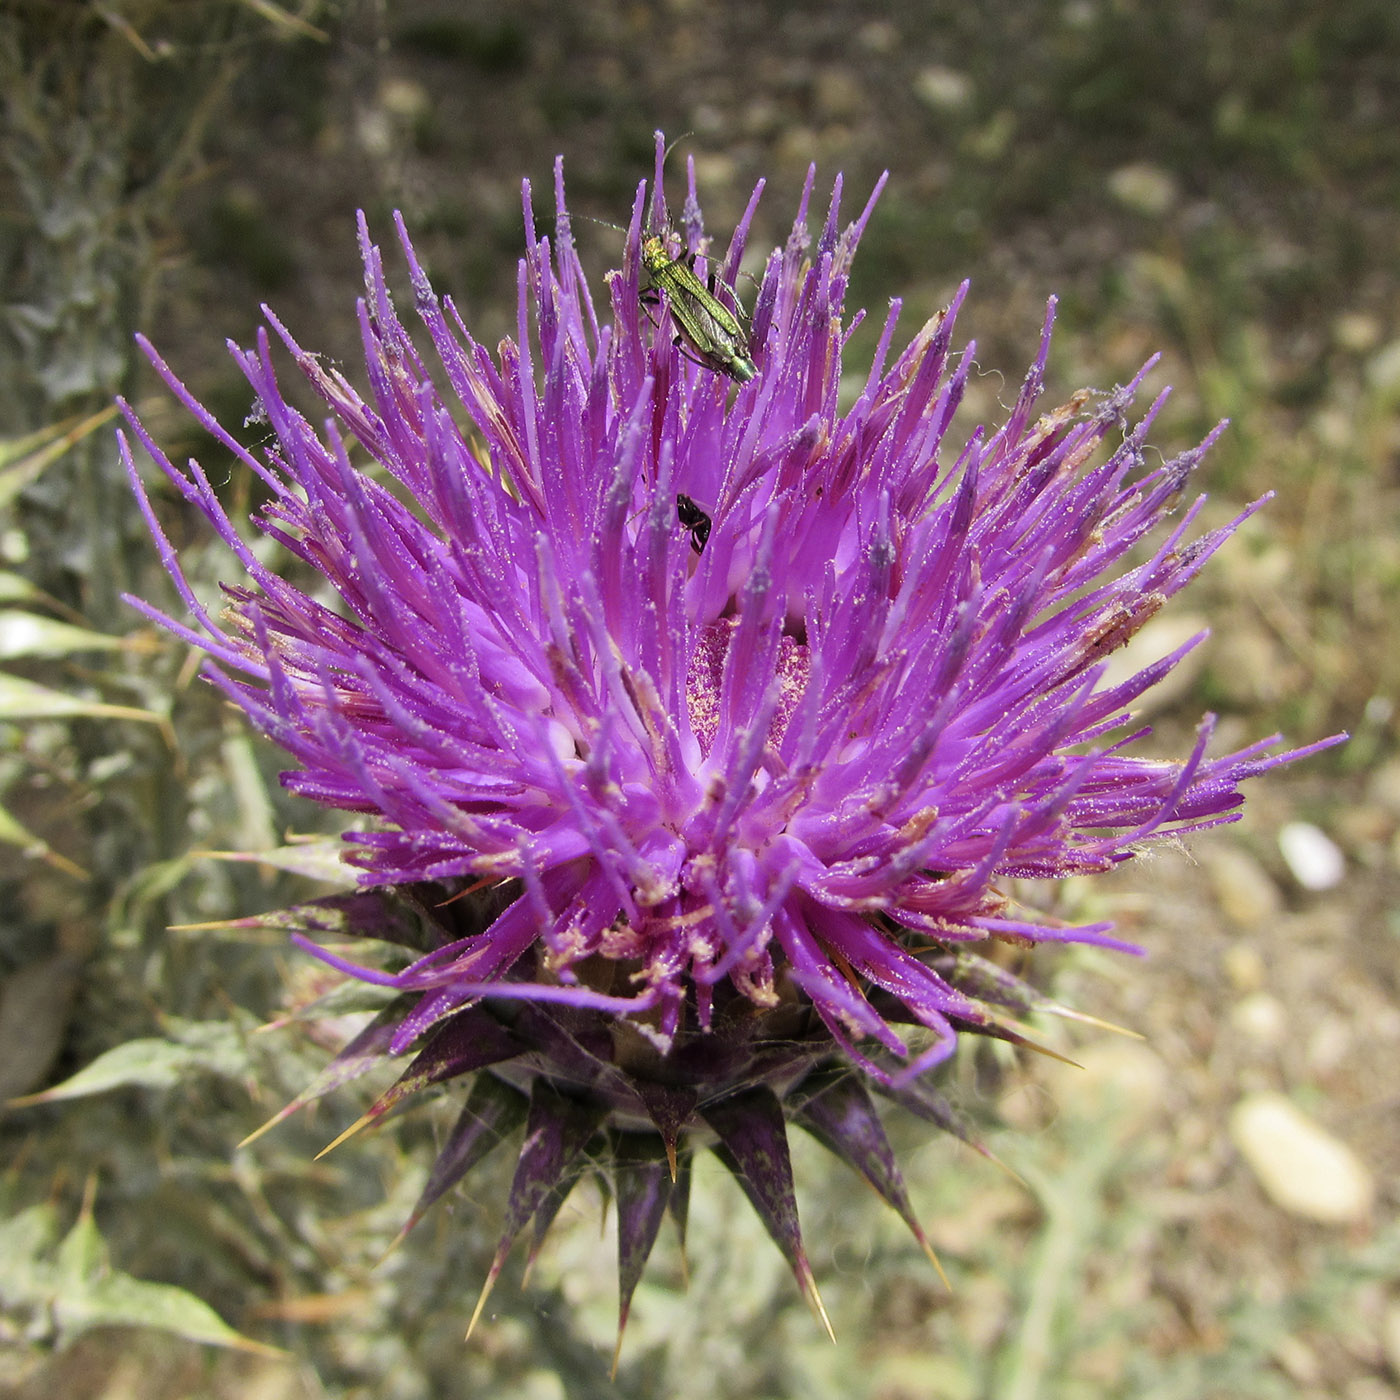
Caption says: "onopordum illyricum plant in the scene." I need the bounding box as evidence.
[121,132,1336,1349]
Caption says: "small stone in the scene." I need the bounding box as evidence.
[1278,821,1345,891]
[1229,1092,1375,1224]
[857,20,898,53]
[379,77,431,123]
[1223,943,1267,992]
[1313,405,1357,452]
[1107,163,1179,217]
[691,153,736,193]
[813,69,865,122]
[357,109,393,159]
[1231,992,1285,1046]
[1205,846,1283,928]
[1333,312,1381,354]
[913,66,974,113]
[774,124,821,173]
[1305,1016,1353,1077]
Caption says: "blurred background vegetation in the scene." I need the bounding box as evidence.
[0,1,1395,1396]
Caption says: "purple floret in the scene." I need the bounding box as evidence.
[121,131,1337,1092]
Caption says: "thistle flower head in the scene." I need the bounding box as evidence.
[122,133,1335,1343]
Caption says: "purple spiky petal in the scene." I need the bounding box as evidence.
[611,1132,676,1365]
[397,1073,529,1247]
[467,1081,606,1338]
[792,1069,946,1283]
[240,1001,405,1148]
[355,1005,523,1127]
[702,1086,834,1341]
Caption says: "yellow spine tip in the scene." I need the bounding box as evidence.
[464,1270,499,1342]
[313,1111,373,1161]
[798,1261,836,1344]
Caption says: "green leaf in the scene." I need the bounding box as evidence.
[0,571,43,605]
[164,1016,257,1078]
[0,406,119,511]
[0,1202,61,1307]
[0,673,160,724]
[8,1022,250,1107]
[0,801,44,849]
[0,611,127,661]
[61,1272,282,1354]
[54,1199,104,1283]
[47,1198,283,1356]
[8,1039,196,1103]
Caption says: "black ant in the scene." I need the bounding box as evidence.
[676,494,711,554]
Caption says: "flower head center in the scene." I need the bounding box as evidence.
[685,617,812,761]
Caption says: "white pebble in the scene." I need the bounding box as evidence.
[1277,821,1345,891]
[1229,1092,1374,1224]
